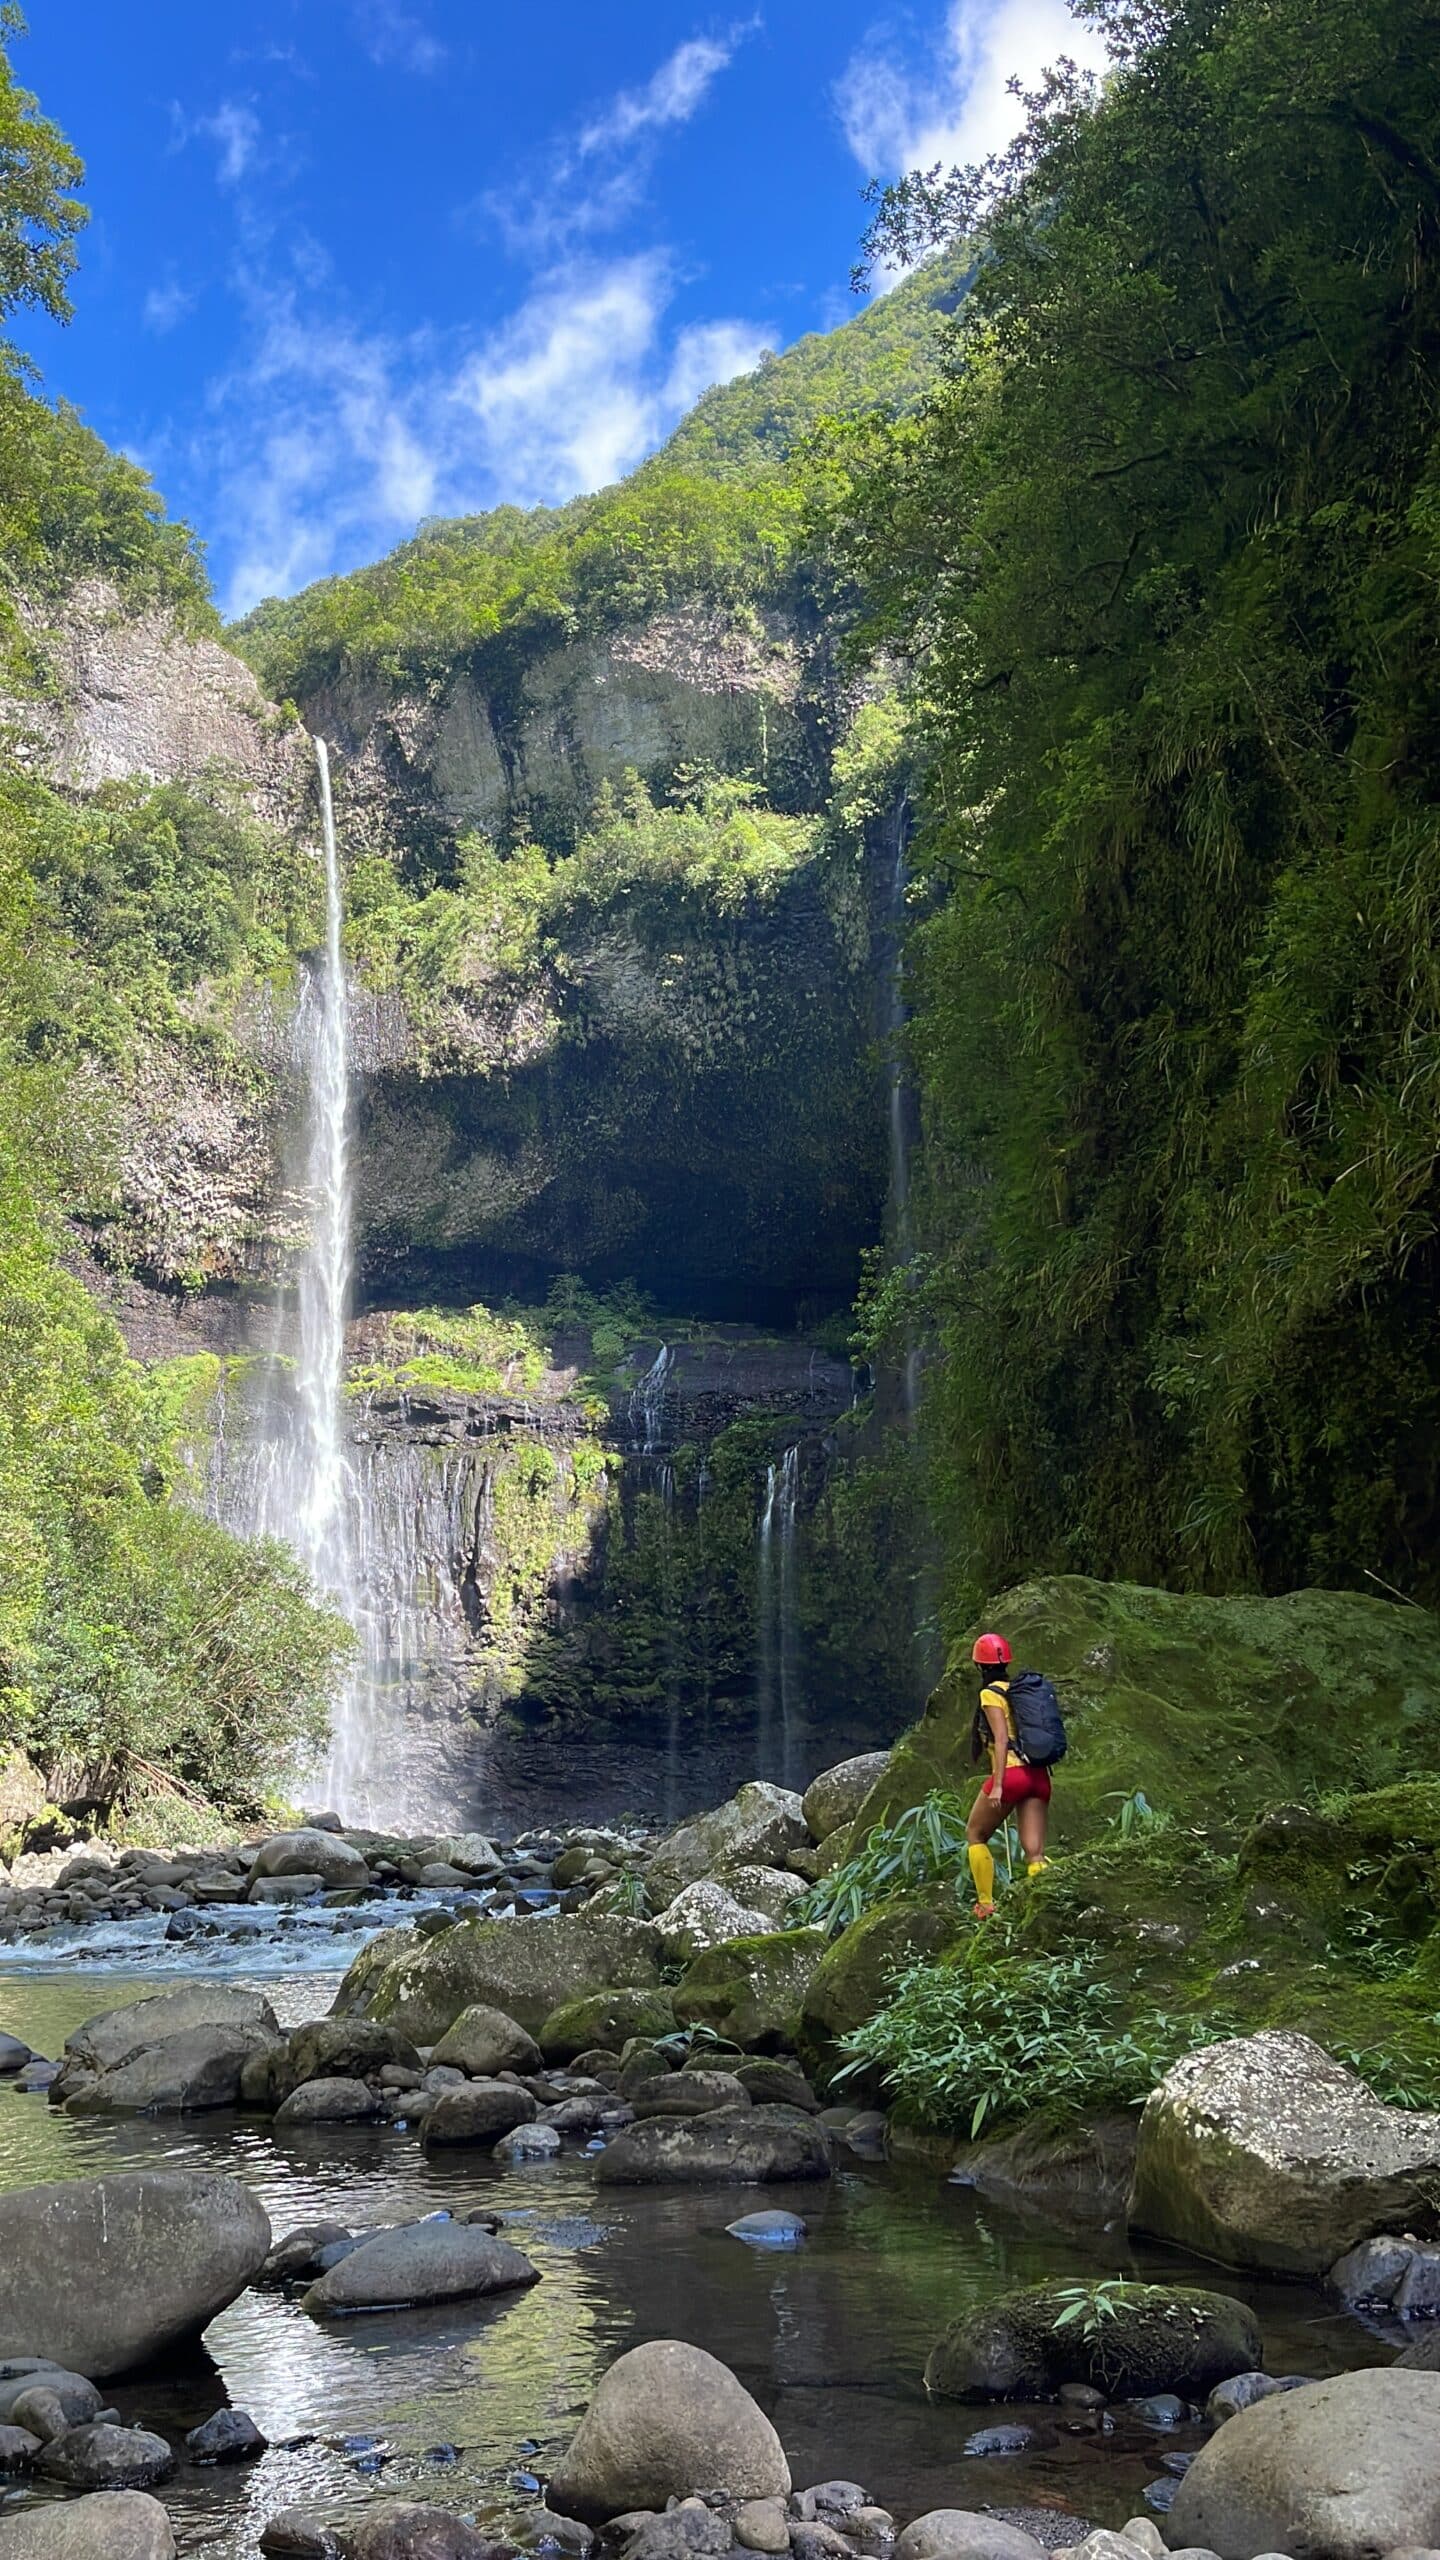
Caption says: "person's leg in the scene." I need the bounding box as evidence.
[1016,1793,1048,1872]
[967,1782,1005,1913]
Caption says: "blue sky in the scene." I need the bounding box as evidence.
[15,0,1104,619]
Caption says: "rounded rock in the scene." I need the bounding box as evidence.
[894,2514,1045,2560]
[548,2338,790,2521]
[0,2489,178,2557]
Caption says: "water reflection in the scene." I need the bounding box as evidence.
[0,1965,1385,2557]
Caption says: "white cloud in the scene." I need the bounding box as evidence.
[837,0,1111,179]
[353,2,445,75]
[196,100,261,186]
[204,258,768,617]
[579,34,742,156]
[143,277,196,334]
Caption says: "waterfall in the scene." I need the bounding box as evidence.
[628,1344,673,1452]
[754,1444,804,1787]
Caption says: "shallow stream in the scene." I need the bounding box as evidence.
[0,1957,1391,2555]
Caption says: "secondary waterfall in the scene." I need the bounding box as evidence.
[754,1443,803,1787]
[886,801,921,1424]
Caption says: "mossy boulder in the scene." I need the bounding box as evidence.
[539,1989,676,2062]
[647,1783,809,1909]
[798,1895,960,2085]
[331,1913,662,2041]
[923,2279,1262,2402]
[672,1929,829,2052]
[851,1576,1440,1852]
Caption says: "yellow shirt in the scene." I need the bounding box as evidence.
[981,1681,1021,1766]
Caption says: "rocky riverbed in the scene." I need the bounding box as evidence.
[1,1762,1439,2560]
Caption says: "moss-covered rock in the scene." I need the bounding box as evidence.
[538,1989,676,2063]
[672,1929,829,2052]
[852,1576,1440,1852]
[797,1895,961,2085]
[330,1913,662,2041]
[923,2279,1262,2402]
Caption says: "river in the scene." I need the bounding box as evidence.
[0,1950,1387,2555]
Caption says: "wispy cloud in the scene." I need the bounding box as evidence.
[205,255,768,618]
[143,276,197,335]
[479,24,756,260]
[353,1,446,75]
[837,0,1110,181]
[177,98,262,187]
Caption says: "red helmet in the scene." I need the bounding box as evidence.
[971,1632,1012,1667]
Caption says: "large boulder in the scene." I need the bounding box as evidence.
[798,1898,958,2083]
[54,1984,279,2093]
[38,2422,174,2488]
[276,2017,422,2098]
[923,2280,1262,2402]
[1167,2366,1440,2560]
[250,1829,370,1890]
[430,2004,541,2076]
[1129,2030,1440,2274]
[273,2077,386,2128]
[802,1754,891,1843]
[673,1931,829,2052]
[538,1989,676,2063]
[0,2170,271,2378]
[62,2021,279,2115]
[646,1785,808,1909]
[421,2082,539,2146]
[0,2491,177,2557]
[333,1912,662,2040]
[595,2104,832,2187]
[656,1884,774,1961]
[894,2519,1044,2560]
[344,2509,499,2560]
[549,2339,790,2520]
[304,2220,539,2314]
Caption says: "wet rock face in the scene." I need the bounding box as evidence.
[1129,2030,1440,2275]
[548,2337,791,2521]
[0,2489,179,2557]
[0,2170,271,2378]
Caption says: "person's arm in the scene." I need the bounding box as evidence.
[982,1693,1009,1791]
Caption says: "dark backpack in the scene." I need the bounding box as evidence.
[1008,1669,1068,1768]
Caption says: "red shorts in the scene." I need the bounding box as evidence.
[983,1762,1052,1808]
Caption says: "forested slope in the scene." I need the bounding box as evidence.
[837,0,1440,1615]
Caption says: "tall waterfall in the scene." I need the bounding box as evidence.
[886,803,921,1423]
[754,1443,803,1787]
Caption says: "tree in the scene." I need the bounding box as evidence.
[0,8,85,328]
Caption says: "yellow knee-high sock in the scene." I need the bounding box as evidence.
[968,1841,996,1907]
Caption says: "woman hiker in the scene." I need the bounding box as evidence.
[965,1631,1053,1919]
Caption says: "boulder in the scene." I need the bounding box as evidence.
[726,2210,808,2248]
[250,1829,371,1890]
[657,1884,775,1961]
[274,2077,386,2127]
[0,2171,271,2377]
[421,2081,539,2146]
[0,2492,177,2557]
[1130,2031,1440,2274]
[56,1983,278,2081]
[249,1873,326,1903]
[304,2220,539,2314]
[0,2034,32,2073]
[430,2004,542,2077]
[64,2021,281,2114]
[186,2406,268,2461]
[802,1754,892,1843]
[673,1931,829,2052]
[333,1912,662,2041]
[0,2424,40,2466]
[1168,2367,1440,2559]
[923,2281,1262,2402]
[892,2517,1044,2560]
[38,2421,175,2488]
[0,2373,102,2430]
[261,2221,354,2284]
[733,2059,820,2111]
[1329,2234,1440,2316]
[278,2017,423,2096]
[548,2338,790,2520]
[260,2512,343,2558]
[719,1867,807,1923]
[1205,2373,1310,2426]
[343,2510,503,2559]
[798,1898,959,2082]
[495,2121,561,2161]
[631,2071,750,2119]
[646,1785,808,1908]
[595,2104,832,2187]
[539,1990,676,2062]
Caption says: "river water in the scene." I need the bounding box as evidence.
[0,1953,1388,2557]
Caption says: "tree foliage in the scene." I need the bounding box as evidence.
[832,0,1440,1612]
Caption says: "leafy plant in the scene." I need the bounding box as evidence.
[798,1790,972,1936]
[1051,2277,1127,2341]
[1107,1791,1174,1840]
[840,1945,1215,2134]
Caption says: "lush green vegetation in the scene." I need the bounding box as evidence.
[831,0,1440,1617]
[0,21,349,1826]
